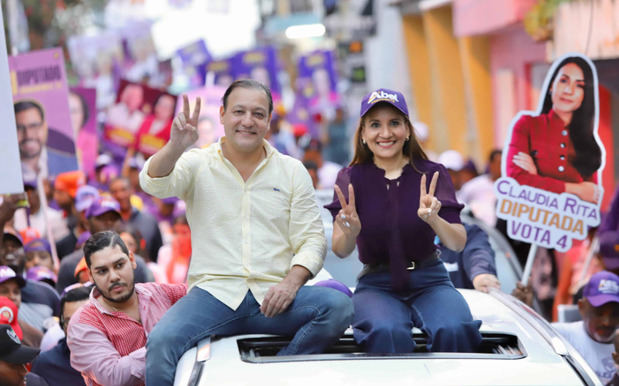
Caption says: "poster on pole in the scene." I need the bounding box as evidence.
[9,47,79,183]
[495,53,605,281]
[0,6,23,194]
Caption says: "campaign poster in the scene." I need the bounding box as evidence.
[298,49,340,121]
[103,80,177,161]
[176,40,211,88]
[0,7,23,194]
[234,46,281,103]
[69,87,98,180]
[494,54,605,252]
[177,86,226,148]
[9,48,79,182]
[204,56,237,88]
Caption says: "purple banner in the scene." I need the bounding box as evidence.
[9,48,79,181]
[69,87,98,180]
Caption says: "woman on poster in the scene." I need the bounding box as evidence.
[506,55,603,203]
[326,88,481,353]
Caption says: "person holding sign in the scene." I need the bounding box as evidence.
[506,55,602,204]
[326,88,481,354]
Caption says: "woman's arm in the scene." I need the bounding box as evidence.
[428,217,466,252]
[418,172,466,251]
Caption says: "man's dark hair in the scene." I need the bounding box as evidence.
[83,231,129,267]
[14,100,45,121]
[222,79,273,115]
[59,284,92,327]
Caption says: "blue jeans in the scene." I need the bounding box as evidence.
[352,259,482,353]
[146,286,353,385]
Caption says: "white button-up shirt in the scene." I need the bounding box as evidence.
[139,139,326,310]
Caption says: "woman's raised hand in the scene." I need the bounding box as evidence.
[512,152,538,175]
[170,95,201,150]
[418,171,442,224]
[334,183,361,237]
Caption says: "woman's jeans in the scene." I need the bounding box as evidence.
[145,285,353,385]
[352,259,482,353]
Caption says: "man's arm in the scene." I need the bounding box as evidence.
[67,319,145,385]
[261,162,326,317]
[261,265,311,317]
[461,224,500,293]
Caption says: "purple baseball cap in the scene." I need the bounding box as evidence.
[85,197,121,219]
[360,88,409,118]
[25,266,57,285]
[583,271,619,307]
[0,266,26,288]
[75,185,100,212]
[23,238,51,255]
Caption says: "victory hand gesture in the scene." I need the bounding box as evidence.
[418,171,442,224]
[170,95,201,150]
[334,183,361,237]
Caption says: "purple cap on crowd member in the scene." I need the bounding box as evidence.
[583,271,619,307]
[95,153,113,170]
[0,266,26,288]
[313,279,353,298]
[76,231,92,249]
[75,185,100,212]
[2,231,23,248]
[23,238,51,254]
[360,88,409,118]
[85,197,121,219]
[23,179,37,189]
[25,266,57,286]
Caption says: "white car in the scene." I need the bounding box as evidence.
[174,289,600,385]
[173,191,601,385]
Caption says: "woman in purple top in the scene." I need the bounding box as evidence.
[326,88,482,353]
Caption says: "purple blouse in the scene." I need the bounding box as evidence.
[325,160,463,289]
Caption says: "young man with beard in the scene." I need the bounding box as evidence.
[552,271,619,384]
[66,231,185,386]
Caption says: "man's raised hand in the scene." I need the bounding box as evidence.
[170,95,201,150]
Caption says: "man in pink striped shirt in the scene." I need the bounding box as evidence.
[66,231,186,386]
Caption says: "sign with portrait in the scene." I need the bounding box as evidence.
[234,46,281,103]
[9,47,78,182]
[69,87,98,179]
[495,53,605,252]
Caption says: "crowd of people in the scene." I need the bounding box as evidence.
[0,77,618,386]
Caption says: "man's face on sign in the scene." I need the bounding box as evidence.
[16,107,48,160]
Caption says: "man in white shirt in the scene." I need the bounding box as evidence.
[140,79,353,385]
[552,271,619,384]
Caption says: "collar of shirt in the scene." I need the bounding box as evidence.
[89,283,152,316]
